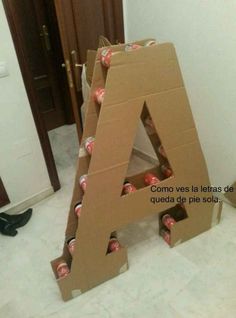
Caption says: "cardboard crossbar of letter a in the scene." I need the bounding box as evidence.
[51,39,222,301]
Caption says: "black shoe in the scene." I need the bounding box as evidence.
[0,217,17,236]
[0,208,32,229]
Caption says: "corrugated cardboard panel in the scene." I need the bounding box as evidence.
[103,44,183,106]
[82,113,99,140]
[146,88,197,149]
[88,98,144,173]
[167,142,210,186]
[51,40,222,301]
[65,156,90,239]
[86,50,97,85]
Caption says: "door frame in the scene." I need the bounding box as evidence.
[3,0,61,191]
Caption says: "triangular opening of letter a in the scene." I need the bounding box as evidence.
[121,102,174,195]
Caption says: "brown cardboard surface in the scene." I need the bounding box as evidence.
[86,50,97,86]
[104,44,183,107]
[51,40,222,301]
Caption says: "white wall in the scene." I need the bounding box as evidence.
[0,2,52,212]
[124,0,236,187]
[134,120,157,160]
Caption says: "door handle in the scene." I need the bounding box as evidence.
[61,63,82,68]
[71,50,81,91]
[40,25,51,51]
[63,59,74,89]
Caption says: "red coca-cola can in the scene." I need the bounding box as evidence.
[160,229,171,245]
[100,48,113,67]
[162,214,176,230]
[144,116,155,135]
[144,173,160,185]
[85,136,95,155]
[125,43,142,51]
[67,238,76,256]
[74,202,82,217]
[145,116,154,128]
[107,238,121,253]
[161,165,173,178]
[56,261,70,279]
[94,88,105,104]
[123,181,136,194]
[79,174,87,192]
[158,145,167,158]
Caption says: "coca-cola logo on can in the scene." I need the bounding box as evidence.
[108,238,121,253]
[67,238,76,256]
[125,43,142,51]
[56,261,70,279]
[144,173,160,185]
[162,214,176,230]
[100,48,113,67]
[123,181,136,194]
[84,137,95,155]
[158,145,167,158]
[74,202,82,217]
[94,88,105,104]
[79,174,88,192]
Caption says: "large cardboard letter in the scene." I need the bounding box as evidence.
[51,41,222,301]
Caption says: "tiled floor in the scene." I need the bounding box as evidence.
[1,125,236,318]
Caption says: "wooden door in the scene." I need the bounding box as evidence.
[0,178,10,208]
[5,0,74,131]
[54,0,125,140]
[3,0,62,191]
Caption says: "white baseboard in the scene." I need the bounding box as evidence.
[0,187,54,214]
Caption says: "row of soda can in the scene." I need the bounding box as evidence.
[79,168,172,196]
[56,214,178,278]
[100,40,157,68]
[56,233,121,279]
[56,212,180,278]
[56,168,121,279]
[93,41,157,105]
[56,213,177,278]
[56,175,174,276]
[107,170,172,189]
[83,135,173,178]
[79,167,170,196]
